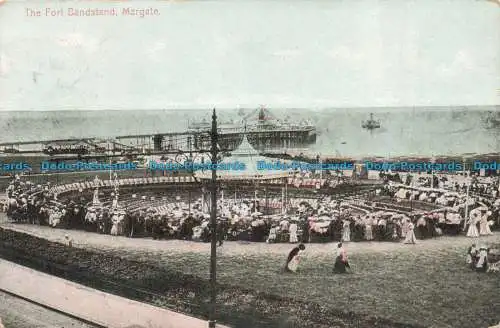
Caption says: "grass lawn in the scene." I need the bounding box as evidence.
[1,222,499,328]
[111,242,500,328]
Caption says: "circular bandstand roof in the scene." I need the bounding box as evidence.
[194,135,293,181]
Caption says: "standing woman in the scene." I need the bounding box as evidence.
[342,219,351,242]
[479,210,493,236]
[289,220,299,243]
[364,216,373,241]
[266,224,278,243]
[466,212,480,238]
[404,220,417,244]
[333,242,350,273]
[110,210,119,236]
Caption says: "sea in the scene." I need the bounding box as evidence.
[0,107,498,158]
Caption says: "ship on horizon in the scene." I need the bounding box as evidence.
[362,113,381,130]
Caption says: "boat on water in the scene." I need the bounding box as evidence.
[187,106,317,152]
[362,113,381,130]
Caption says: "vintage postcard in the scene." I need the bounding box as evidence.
[0,0,499,328]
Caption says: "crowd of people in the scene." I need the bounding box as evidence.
[1,172,499,248]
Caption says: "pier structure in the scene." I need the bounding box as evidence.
[116,131,213,154]
[0,138,138,156]
[0,107,317,157]
[191,129,316,152]
[190,107,316,152]
[0,128,315,157]
[115,129,316,153]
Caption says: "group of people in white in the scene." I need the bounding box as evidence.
[466,243,499,273]
[465,207,494,237]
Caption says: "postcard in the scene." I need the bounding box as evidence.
[0,1,498,328]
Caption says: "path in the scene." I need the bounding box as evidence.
[0,259,229,328]
[1,217,499,258]
[0,290,96,328]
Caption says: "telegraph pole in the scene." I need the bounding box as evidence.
[208,108,218,328]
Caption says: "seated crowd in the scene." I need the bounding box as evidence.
[2,174,499,244]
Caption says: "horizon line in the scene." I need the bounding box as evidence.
[0,104,499,113]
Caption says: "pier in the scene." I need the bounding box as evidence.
[0,129,315,156]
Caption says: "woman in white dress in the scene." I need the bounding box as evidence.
[479,211,493,236]
[404,222,417,244]
[342,220,351,242]
[110,212,119,236]
[466,213,480,238]
[267,225,277,243]
[117,212,125,235]
[289,222,298,243]
[364,217,373,241]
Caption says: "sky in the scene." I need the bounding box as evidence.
[0,0,499,111]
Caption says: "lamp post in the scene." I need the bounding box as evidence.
[463,172,471,231]
[281,185,285,214]
[208,108,218,328]
[254,183,258,213]
[430,155,436,189]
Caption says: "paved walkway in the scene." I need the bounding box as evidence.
[0,259,229,328]
[0,290,96,328]
[2,219,499,258]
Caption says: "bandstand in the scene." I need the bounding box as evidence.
[195,135,297,215]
